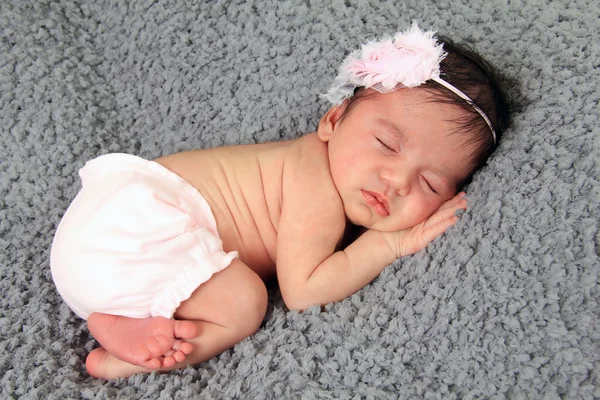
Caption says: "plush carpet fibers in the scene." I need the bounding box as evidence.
[1,0,599,398]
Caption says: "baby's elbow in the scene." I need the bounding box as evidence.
[281,289,317,312]
[282,292,306,311]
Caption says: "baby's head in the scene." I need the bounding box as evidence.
[318,24,511,231]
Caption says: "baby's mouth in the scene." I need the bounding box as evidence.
[361,190,390,217]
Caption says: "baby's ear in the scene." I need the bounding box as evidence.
[317,103,347,142]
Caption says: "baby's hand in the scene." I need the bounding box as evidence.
[382,193,467,258]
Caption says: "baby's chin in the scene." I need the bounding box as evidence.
[362,213,423,232]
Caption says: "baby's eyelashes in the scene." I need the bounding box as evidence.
[375,137,396,154]
[423,177,438,194]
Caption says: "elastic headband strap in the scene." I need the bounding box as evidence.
[432,77,496,144]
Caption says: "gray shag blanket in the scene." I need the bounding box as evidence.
[1,0,599,398]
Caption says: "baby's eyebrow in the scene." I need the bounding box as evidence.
[429,169,459,194]
[376,119,408,144]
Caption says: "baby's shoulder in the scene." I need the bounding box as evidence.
[278,133,345,248]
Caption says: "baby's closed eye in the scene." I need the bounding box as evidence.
[375,137,397,154]
[420,176,438,194]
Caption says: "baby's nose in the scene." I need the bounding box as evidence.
[395,178,410,196]
[382,169,410,196]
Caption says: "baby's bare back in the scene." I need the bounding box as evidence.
[155,135,326,281]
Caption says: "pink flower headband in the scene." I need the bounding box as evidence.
[323,22,496,143]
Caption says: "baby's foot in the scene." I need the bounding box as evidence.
[86,347,151,379]
[87,313,197,370]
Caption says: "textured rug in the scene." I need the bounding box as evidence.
[1,0,598,398]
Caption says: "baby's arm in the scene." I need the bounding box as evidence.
[276,134,466,311]
[275,135,394,310]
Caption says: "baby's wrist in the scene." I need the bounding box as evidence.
[377,230,401,259]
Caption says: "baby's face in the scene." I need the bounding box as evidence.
[318,88,476,232]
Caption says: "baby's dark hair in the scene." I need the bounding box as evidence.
[340,35,512,176]
[425,35,511,168]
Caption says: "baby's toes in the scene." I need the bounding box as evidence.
[174,320,197,339]
[140,357,162,370]
[144,335,173,359]
[132,341,163,365]
[161,355,177,368]
[160,349,187,368]
[163,349,175,357]
[172,350,187,363]
[179,341,194,355]
[171,339,194,355]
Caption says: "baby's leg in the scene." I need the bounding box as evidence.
[86,259,268,379]
[87,313,198,370]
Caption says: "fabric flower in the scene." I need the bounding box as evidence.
[323,22,446,105]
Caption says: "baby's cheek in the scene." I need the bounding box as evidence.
[406,201,438,227]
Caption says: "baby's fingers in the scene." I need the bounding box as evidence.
[420,214,460,245]
[437,192,467,213]
[400,212,460,256]
[395,193,467,257]
[424,197,467,229]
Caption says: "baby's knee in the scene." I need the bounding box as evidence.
[232,272,268,335]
